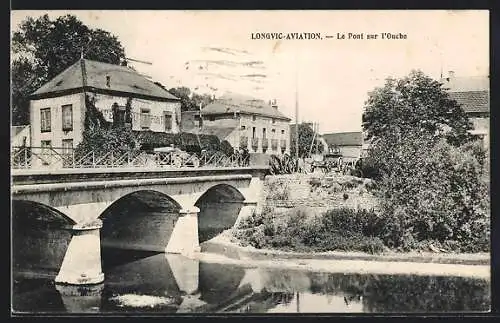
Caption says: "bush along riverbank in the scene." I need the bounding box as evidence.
[231,169,489,255]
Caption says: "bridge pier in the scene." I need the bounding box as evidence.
[165,207,201,258]
[233,202,258,229]
[55,220,104,285]
[55,283,103,313]
[239,176,264,215]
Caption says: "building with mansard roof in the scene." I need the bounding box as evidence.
[28,58,181,151]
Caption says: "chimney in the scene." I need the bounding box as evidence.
[270,99,278,109]
[106,75,111,87]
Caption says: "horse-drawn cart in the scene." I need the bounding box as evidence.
[310,153,343,173]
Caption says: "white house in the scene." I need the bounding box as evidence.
[182,92,291,155]
[28,59,181,152]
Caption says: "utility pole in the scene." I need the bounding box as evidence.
[295,51,299,159]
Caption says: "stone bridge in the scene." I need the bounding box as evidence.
[11,167,267,285]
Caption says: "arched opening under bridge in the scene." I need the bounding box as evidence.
[195,184,246,242]
[99,190,182,269]
[12,200,76,279]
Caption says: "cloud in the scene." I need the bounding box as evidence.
[241,74,267,78]
[202,46,251,56]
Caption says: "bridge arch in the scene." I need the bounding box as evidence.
[98,190,183,258]
[195,184,246,242]
[12,200,76,278]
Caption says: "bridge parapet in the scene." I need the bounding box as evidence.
[12,166,268,186]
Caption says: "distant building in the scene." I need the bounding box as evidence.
[182,92,291,155]
[440,71,490,149]
[28,59,181,150]
[322,131,363,161]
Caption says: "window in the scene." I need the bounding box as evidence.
[112,103,126,126]
[263,128,267,139]
[140,109,151,129]
[272,118,276,124]
[241,125,246,130]
[40,140,52,160]
[40,108,51,132]
[41,140,51,155]
[62,105,73,131]
[41,140,51,148]
[252,127,256,138]
[272,129,276,135]
[62,139,73,154]
[252,115,257,121]
[164,112,172,132]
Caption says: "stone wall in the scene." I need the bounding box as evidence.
[263,173,379,212]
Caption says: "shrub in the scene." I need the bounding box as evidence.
[269,154,300,174]
[359,156,381,179]
[309,177,322,188]
[76,125,139,157]
[220,140,234,156]
[233,206,387,254]
[134,130,222,154]
[372,133,490,251]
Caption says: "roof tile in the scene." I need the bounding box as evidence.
[448,91,489,114]
[322,132,362,146]
[32,59,179,101]
[202,92,291,120]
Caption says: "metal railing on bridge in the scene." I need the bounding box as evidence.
[11,146,250,170]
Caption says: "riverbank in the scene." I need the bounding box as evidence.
[199,231,490,279]
[236,173,489,255]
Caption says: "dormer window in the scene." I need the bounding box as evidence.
[106,75,111,87]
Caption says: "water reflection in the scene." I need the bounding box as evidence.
[12,250,490,314]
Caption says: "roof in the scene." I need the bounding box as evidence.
[202,92,291,121]
[440,75,489,114]
[200,125,238,139]
[322,132,362,147]
[448,91,489,114]
[183,121,239,140]
[31,59,179,101]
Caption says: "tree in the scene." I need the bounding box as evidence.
[192,92,214,110]
[11,14,126,125]
[373,134,489,251]
[220,140,234,156]
[362,70,474,147]
[167,87,196,111]
[362,71,489,251]
[167,87,214,111]
[289,123,324,158]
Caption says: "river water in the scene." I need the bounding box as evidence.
[12,197,490,314]
[12,247,490,314]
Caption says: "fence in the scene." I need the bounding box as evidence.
[11,146,249,170]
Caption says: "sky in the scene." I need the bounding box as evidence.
[11,10,489,133]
